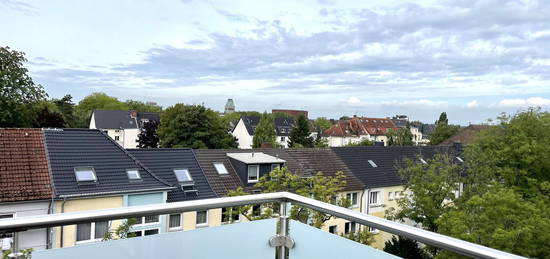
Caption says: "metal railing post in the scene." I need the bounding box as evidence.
[278,202,289,259]
[8,232,22,258]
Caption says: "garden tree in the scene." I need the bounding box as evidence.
[436,188,550,259]
[103,218,138,240]
[158,104,238,149]
[33,104,66,128]
[252,113,278,148]
[288,115,314,148]
[383,236,429,259]
[314,117,332,132]
[313,133,329,147]
[125,99,162,112]
[429,112,459,145]
[0,46,47,127]
[137,120,160,148]
[385,154,463,233]
[345,138,373,147]
[220,110,262,129]
[385,127,414,146]
[340,229,375,246]
[463,109,550,201]
[52,95,77,127]
[75,92,127,126]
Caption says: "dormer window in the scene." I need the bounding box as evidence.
[127,169,141,180]
[213,163,228,175]
[456,157,464,163]
[367,160,378,168]
[419,158,428,164]
[174,168,192,183]
[74,167,97,182]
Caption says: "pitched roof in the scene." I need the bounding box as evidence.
[92,110,160,129]
[239,116,296,136]
[127,149,218,202]
[332,146,457,188]
[324,117,398,137]
[440,125,491,145]
[43,129,172,198]
[0,129,53,202]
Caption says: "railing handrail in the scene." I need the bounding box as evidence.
[0,192,525,259]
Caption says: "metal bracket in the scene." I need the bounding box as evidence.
[269,235,295,249]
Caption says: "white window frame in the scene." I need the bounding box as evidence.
[74,167,97,183]
[221,207,240,224]
[213,163,229,175]
[114,135,120,141]
[131,228,160,237]
[196,210,209,227]
[328,225,337,234]
[367,160,378,168]
[126,169,141,180]
[132,215,160,227]
[369,191,380,205]
[456,157,464,163]
[173,168,193,183]
[419,158,428,164]
[346,192,359,208]
[168,214,182,231]
[368,226,379,234]
[75,221,110,244]
[388,192,394,201]
[247,165,259,183]
[344,222,357,234]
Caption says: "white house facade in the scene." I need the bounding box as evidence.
[89,110,159,148]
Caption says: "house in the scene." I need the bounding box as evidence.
[127,148,219,231]
[440,124,491,146]
[332,145,463,248]
[42,129,173,247]
[0,129,54,251]
[324,117,398,146]
[232,116,295,148]
[391,116,434,145]
[89,110,160,148]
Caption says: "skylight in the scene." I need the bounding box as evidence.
[127,169,141,180]
[74,167,97,182]
[419,158,428,164]
[367,160,378,168]
[456,157,464,163]
[174,168,193,182]
[214,163,228,175]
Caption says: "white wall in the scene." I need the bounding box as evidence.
[89,112,96,129]
[122,128,140,148]
[232,119,253,149]
[326,135,370,147]
[0,201,51,251]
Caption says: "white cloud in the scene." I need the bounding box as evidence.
[497,97,550,108]
[346,96,361,106]
[466,100,479,108]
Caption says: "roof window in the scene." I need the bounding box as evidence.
[174,168,193,182]
[74,167,97,182]
[419,158,428,164]
[214,163,229,175]
[456,157,464,163]
[367,160,378,168]
[127,169,141,180]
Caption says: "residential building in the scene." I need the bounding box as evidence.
[271,109,308,118]
[0,129,53,251]
[232,116,295,148]
[42,129,173,247]
[89,110,160,148]
[224,99,235,115]
[440,124,491,146]
[324,117,398,146]
[391,116,434,145]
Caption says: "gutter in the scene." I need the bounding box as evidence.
[60,197,66,248]
[58,187,174,199]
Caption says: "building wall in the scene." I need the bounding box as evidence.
[53,196,123,248]
[327,136,369,147]
[364,185,406,249]
[0,201,50,251]
[122,128,139,148]
[232,119,253,149]
[124,192,167,235]
[276,135,289,148]
[321,190,364,236]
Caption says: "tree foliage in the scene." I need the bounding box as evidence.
[288,115,314,148]
[341,228,375,246]
[345,138,374,147]
[33,104,66,128]
[158,104,237,149]
[52,95,78,127]
[0,46,47,127]
[252,113,278,148]
[429,112,459,145]
[385,127,414,146]
[137,120,160,148]
[314,117,332,132]
[125,100,162,112]
[383,236,430,259]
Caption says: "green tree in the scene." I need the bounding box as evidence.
[75,92,128,126]
[52,95,77,127]
[0,46,47,127]
[314,117,332,132]
[383,236,430,259]
[34,104,66,128]
[125,100,162,112]
[158,104,238,149]
[137,120,160,148]
[341,229,375,246]
[429,112,459,145]
[345,138,373,147]
[103,218,138,240]
[252,113,278,148]
[436,188,550,259]
[288,115,314,148]
[385,127,414,146]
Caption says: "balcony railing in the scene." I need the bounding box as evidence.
[0,192,526,259]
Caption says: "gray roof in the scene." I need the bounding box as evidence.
[391,119,408,128]
[127,149,218,202]
[332,146,460,188]
[239,116,295,136]
[92,110,160,129]
[43,129,172,198]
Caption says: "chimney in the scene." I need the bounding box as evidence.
[130,110,138,118]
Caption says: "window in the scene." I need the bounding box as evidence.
[328,225,337,234]
[367,160,378,168]
[222,207,240,223]
[114,136,120,141]
[271,164,280,171]
[76,221,108,242]
[346,192,359,207]
[174,168,192,183]
[456,157,464,163]
[368,226,379,233]
[0,214,13,220]
[388,192,394,200]
[144,229,159,236]
[131,215,160,225]
[127,169,141,180]
[252,205,261,217]
[74,167,97,182]
[247,165,259,183]
[280,137,285,142]
[369,191,379,204]
[419,158,427,164]
[196,210,208,227]
[213,163,228,175]
[344,222,357,234]
[169,214,182,230]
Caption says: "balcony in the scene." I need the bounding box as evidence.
[0,192,525,259]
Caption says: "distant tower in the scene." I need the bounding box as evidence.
[224,99,235,114]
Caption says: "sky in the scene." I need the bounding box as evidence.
[2,0,550,124]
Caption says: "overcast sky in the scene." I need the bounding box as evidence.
[2,0,550,124]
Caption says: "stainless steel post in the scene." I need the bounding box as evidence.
[278,202,289,259]
[8,232,22,259]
